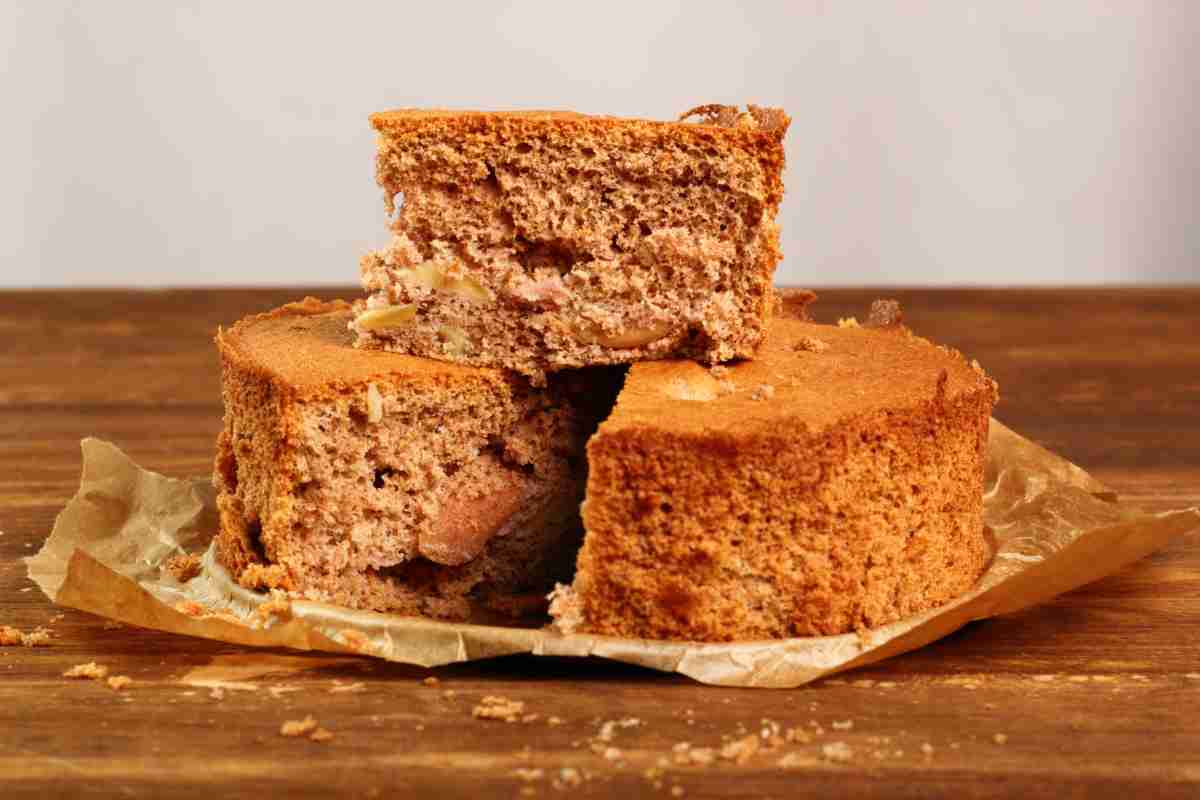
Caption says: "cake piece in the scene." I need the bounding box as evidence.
[353,105,791,379]
[552,297,998,641]
[213,298,620,621]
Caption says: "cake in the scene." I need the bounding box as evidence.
[550,296,999,641]
[352,104,791,379]
[212,298,621,620]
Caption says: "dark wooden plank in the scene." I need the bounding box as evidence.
[1,289,1198,799]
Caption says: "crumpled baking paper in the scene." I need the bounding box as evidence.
[27,421,1198,688]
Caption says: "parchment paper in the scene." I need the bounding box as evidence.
[26,420,1198,688]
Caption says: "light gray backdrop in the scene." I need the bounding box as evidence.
[4,2,1197,287]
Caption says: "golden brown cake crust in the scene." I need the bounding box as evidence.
[217,297,504,396]
[568,312,999,641]
[602,315,991,438]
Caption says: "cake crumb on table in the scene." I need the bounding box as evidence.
[831,720,853,731]
[309,727,334,743]
[63,662,108,680]
[280,716,319,737]
[106,675,133,691]
[2,625,52,647]
[993,733,1009,745]
[720,735,760,764]
[512,768,544,782]
[421,676,440,687]
[821,742,854,764]
[472,695,526,722]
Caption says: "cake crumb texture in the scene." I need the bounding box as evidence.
[353,107,791,377]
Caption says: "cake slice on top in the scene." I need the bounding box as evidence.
[551,295,999,641]
[352,105,791,379]
[213,298,622,621]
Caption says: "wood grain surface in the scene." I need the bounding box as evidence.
[1,288,1197,799]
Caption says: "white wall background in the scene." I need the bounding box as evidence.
[3,1,1197,288]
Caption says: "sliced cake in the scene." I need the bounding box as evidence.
[213,298,621,620]
[551,297,999,641]
[352,104,791,379]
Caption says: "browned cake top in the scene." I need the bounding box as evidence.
[370,105,790,144]
[604,315,996,439]
[217,298,503,394]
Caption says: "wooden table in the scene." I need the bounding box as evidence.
[2,288,1197,799]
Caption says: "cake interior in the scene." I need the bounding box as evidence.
[352,108,789,376]
[214,302,622,621]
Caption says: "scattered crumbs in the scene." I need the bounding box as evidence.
[603,747,623,762]
[777,752,817,768]
[850,678,875,689]
[442,689,458,699]
[942,676,980,689]
[837,317,860,328]
[48,613,65,624]
[329,681,365,694]
[821,742,853,764]
[107,675,133,691]
[280,716,319,737]
[784,727,812,744]
[749,384,775,401]
[209,687,226,701]
[555,767,582,788]
[513,768,544,783]
[1,626,52,647]
[993,733,1009,745]
[719,735,760,765]
[422,676,440,687]
[670,787,684,798]
[473,695,527,723]
[165,552,203,582]
[63,662,108,680]
[950,742,961,750]
[795,336,829,353]
[309,727,334,743]
[547,716,564,726]
[1032,674,1057,682]
[875,681,897,689]
[831,720,853,731]
[921,743,934,758]
[102,620,124,630]
[1130,674,1150,682]
[709,365,730,378]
